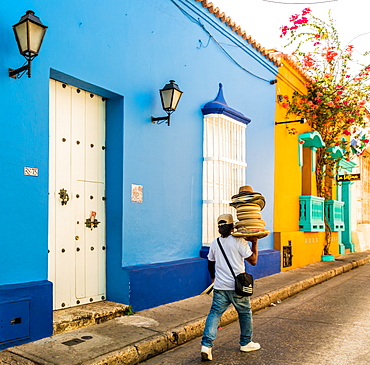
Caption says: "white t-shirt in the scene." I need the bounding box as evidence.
[208,235,253,290]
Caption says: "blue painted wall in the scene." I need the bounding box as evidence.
[0,0,278,332]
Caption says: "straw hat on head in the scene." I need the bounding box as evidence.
[217,214,234,225]
[239,185,254,193]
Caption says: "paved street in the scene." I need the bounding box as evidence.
[142,262,370,365]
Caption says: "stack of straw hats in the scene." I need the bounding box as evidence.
[230,186,270,238]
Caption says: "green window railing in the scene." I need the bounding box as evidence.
[299,195,325,232]
[324,200,345,231]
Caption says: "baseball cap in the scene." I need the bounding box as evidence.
[217,214,234,225]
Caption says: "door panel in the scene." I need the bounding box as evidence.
[49,79,106,310]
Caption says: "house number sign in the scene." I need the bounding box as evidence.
[24,167,39,177]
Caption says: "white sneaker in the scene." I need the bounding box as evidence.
[240,341,261,352]
[201,345,213,361]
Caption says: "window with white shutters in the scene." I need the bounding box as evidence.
[202,114,247,246]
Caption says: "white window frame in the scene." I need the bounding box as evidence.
[202,114,247,246]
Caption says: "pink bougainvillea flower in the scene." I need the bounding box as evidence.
[347,118,354,123]
[343,130,351,136]
[280,25,289,37]
[302,7,311,15]
[337,90,343,95]
[365,139,369,143]
[335,105,342,108]
[290,14,299,22]
[281,102,289,108]
[299,16,309,24]
[314,34,320,39]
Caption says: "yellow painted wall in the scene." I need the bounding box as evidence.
[274,58,339,271]
[274,231,339,271]
[274,59,311,233]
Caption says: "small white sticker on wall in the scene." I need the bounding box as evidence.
[24,167,39,177]
[131,184,143,203]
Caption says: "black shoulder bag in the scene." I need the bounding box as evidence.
[217,238,253,296]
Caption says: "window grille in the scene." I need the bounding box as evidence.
[202,114,247,246]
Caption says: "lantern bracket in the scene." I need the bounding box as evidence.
[151,113,172,126]
[9,60,31,79]
[275,118,306,125]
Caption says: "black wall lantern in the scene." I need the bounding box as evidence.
[151,80,183,126]
[9,10,48,79]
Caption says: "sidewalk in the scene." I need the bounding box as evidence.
[1,251,370,365]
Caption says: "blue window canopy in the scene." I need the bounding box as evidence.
[326,146,344,159]
[299,131,325,148]
[201,83,251,125]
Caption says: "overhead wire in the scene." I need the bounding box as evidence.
[171,0,277,84]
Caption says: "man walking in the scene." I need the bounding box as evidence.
[201,214,260,361]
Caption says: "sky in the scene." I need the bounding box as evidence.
[211,0,370,55]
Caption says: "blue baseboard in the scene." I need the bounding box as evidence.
[0,280,53,350]
[200,247,281,280]
[109,248,280,313]
[247,249,281,279]
[123,257,209,311]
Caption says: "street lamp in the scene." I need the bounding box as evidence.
[9,10,48,79]
[151,80,183,126]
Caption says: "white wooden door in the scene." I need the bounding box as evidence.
[49,79,106,310]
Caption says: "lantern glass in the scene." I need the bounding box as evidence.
[28,21,47,55]
[13,21,28,55]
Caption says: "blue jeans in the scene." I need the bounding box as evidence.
[201,289,253,347]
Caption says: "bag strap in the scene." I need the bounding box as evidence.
[217,237,236,279]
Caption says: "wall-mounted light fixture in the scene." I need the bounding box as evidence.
[277,94,284,103]
[9,10,48,79]
[151,80,183,126]
[275,118,306,125]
